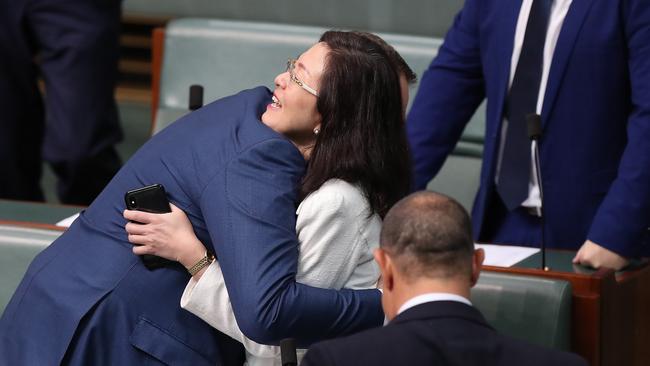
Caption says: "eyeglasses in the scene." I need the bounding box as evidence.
[286,58,318,97]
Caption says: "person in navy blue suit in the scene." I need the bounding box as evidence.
[407,0,650,270]
[0,0,123,204]
[0,31,409,365]
[302,191,588,366]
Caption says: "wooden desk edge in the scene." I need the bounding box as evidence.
[0,220,66,232]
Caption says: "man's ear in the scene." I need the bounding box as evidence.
[470,248,485,287]
[374,248,394,292]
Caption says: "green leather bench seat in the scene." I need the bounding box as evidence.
[0,225,61,313]
[471,272,572,351]
[123,0,464,38]
[426,154,481,211]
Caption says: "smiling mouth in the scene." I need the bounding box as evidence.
[271,95,282,108]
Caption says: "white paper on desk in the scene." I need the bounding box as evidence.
[475,244,540,267]
[56,213,80,228]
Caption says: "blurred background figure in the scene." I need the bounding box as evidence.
[0,0,123,205]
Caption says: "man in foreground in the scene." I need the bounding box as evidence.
[302,191,587,366]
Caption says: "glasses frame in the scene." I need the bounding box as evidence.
[286,58,318,97]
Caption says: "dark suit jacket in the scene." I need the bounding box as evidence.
[302,300,588,366]
[0,87,382,365]
[407,0,650,256]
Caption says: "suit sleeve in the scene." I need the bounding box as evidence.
[200,138,383,345]
[406,0,486,189]
[180,261,284,359]
[587,1,650,257]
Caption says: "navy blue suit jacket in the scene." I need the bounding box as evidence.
[407,0,650,257]
[0,87,383,365]
[302,301,588,366]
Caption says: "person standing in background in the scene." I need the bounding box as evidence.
[407,0,650,270]
[0,0,123,205]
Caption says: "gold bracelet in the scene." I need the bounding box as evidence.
[187,251,214,276]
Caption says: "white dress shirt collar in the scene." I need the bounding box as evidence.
[397,292,472,316]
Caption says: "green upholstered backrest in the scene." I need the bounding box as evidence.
[0,226,60,314]
[124,0,464,38]
[426,154,481,211]
[471,271,572,351]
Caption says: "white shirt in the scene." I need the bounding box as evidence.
[397,292,472,316]
[496,0,573,210]
[180,179,381,366]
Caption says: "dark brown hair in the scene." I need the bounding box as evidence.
[351,31,417,84]
[300,31,412,218]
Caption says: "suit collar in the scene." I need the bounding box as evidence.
[390,300,494,331]
[541,0,593,126]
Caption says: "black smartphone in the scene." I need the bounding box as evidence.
[125,184,171,213]
[125,184,173,270]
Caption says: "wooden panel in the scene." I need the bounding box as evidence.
[484,262,650,366]
[118,15,169,100]
[151,27,165,132]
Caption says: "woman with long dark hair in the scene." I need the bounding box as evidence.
[124,31,414,365]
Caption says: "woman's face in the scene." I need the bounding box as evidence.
[261,42,328,149]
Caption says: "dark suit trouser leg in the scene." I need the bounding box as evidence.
[0,2,45,201]
[27,0,124,205]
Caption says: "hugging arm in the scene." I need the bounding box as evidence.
[182,180,379,357]
[201,138,383,346]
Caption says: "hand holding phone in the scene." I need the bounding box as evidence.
[125,184,173,269]
[125,184,171,213]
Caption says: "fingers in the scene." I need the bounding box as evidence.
[572,250,582,264]
[123,209,157,224]
[125,221,148,235]
[573,240,591,264]
[573,246,594,267]
[128,233,152,246]
[132,242,152,255]
[572,241,628,270]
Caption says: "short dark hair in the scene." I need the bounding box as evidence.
[300,31,412,218]
[350,31,417,84]
[380,191,474,280]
